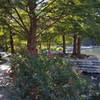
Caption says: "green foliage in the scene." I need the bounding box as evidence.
[10,52,91,100]
[0,0,100,52]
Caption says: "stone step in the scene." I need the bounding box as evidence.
[71,61,100,65]
[92,64,100,66]
[78,65,100,68]
[78,66,100,69]
[76,68,100,73]
[78,67,100,70]
[71,62,92,65]
[75,63,100,66]
[71,62,92,64]
[85,70,100,73]
[71,59,100,73]
[70,60,100,63]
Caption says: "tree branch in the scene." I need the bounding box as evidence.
[13,7,29,33]
[37,0,45,5]
[37,0,57,17]
[9,14,27,33]
[37,11,65,37]
[7,0,29,33]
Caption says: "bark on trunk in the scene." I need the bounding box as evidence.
[77,36,81,55]
[47,43,51,53]
[39,43,42,52]
[62,35,66,54]
[10,32,14,54]
[47,43,51,56]
[72,34,77,55]
[27,0,37,55]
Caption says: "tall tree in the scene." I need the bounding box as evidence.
[0,0,61,54]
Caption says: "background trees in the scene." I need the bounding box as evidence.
[0,0,99,55]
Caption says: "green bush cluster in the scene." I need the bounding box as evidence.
[10,53,90,100]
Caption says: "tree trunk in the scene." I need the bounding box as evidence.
[10,32,14,54]
[39,43,42,52]
[72,34,77,55]
[62,35,66,54]
[77,36,81,55]
[27,0,37,55]
[47,43,51,52]
[47,43,51,56]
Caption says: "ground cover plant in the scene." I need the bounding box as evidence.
[10,51,92,100]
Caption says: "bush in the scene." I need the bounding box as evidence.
[10,53,90,100]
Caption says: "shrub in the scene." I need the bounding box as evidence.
[10,53,90,100]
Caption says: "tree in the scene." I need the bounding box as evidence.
[0,0,61,54]
[0,0,99,56]
[54,0,100,56]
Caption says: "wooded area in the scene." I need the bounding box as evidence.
[0,0,99,56]
[0,0,100,100]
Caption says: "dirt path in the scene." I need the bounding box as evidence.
[0,52,11,100]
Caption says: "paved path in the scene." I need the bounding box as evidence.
[0,52,11,100]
